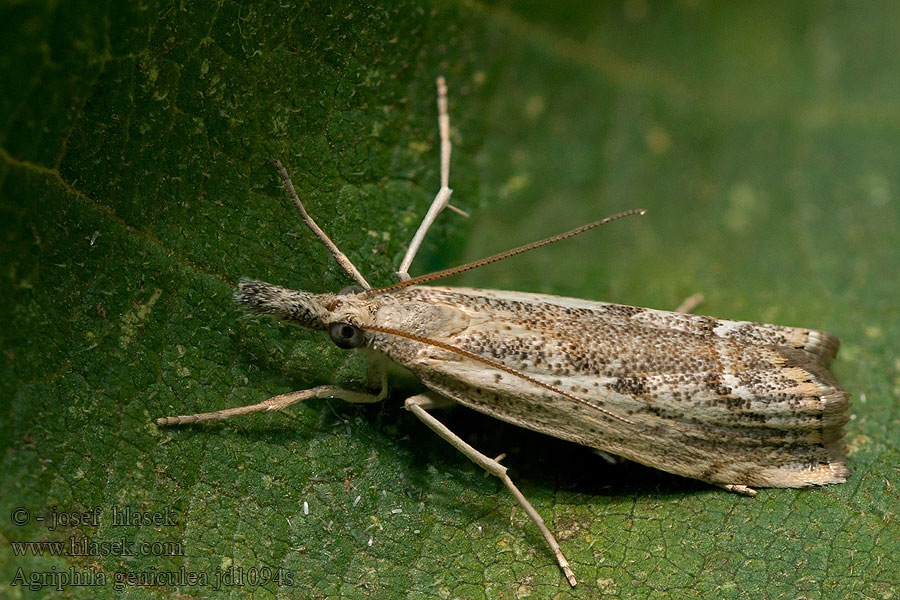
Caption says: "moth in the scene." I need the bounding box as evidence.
[158,78,850,587]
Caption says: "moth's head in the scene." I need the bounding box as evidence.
[234,278,371,349]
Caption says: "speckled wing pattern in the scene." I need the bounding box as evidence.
[381,286,850,489]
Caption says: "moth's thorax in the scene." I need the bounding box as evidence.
[370,291,470,338]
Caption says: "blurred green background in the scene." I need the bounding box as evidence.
[1,1,897,598]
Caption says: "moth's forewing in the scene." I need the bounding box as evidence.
[369,286,850,488]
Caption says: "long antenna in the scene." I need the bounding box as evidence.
[363,208,646,297]
[362,324,633,425]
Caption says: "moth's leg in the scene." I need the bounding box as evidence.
[156,385,379,426]
[395,77,469,283]
[593,449,624,465]
[718,483,757,497]
[404,392,578,587]
[271,158,371,290]
[365,351,391,402]
[675,293,705,314]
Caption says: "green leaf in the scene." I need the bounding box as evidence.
[2,1,897,598]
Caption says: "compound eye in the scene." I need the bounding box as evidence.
[337,285,365,296]
[329,322,364,349]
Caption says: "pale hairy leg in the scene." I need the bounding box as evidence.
[270,77,466,287]
[157,385,380,426]
[396,76,469,283]
[675,293,704,314]
[719,483,757,496]
[404,392,578,587]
